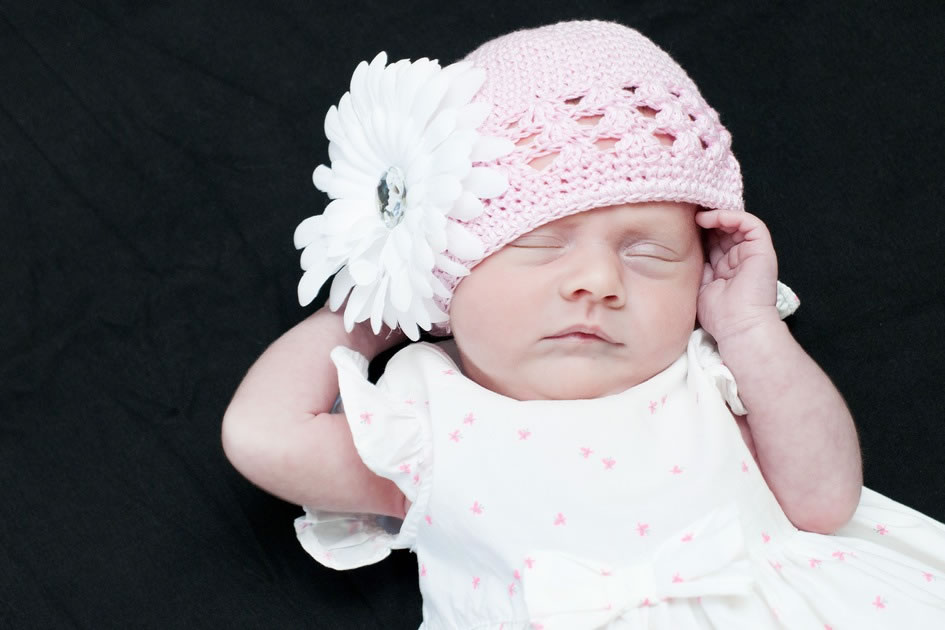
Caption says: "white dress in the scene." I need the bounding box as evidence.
[295,329,945,629]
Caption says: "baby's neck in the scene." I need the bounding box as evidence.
[434,337,464,373]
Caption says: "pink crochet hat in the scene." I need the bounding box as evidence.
[296,20,760,340]
[435,19,743,314]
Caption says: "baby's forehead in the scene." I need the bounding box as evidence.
[525,202,700,237]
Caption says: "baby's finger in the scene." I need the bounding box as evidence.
[696,210,771,244]
[696,209,759,229]
[703,227,726,268]
[701,215,740,268]
[718,229,739,252]
[694,209,726,229]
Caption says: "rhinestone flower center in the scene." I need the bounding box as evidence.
[377,166,406,228]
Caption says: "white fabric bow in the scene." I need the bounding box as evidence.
[523,503,755,629]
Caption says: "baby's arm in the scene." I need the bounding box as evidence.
[719,320,862,534]
[696,210,862,535]
[221,306,407,518]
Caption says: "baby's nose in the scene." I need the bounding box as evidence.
[559,247,626,306]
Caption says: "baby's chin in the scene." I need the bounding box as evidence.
[491,371,646,401]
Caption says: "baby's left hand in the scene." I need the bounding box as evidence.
[695,210,780,344]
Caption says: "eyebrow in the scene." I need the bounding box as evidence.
[553,220,687,243]
[528,209,699,249]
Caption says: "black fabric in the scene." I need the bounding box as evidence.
[2,2,943,628]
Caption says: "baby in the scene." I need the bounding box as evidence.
[223,20,945,629]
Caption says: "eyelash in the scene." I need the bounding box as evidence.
[509,238,564,249]
[622,245,673,260]
[510,240,675,262]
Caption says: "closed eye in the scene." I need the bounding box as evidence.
[622,244,678,260]
[508,235,566,248]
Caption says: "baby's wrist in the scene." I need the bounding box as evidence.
[715,317,793,371]
[709,306,782,348]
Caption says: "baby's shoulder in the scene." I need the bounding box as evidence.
[369,340,470,412]
[380,339,462,385]
[387,339,460,369]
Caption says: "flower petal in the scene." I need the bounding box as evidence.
[396,57,438,115]
[435,252,471,278]
[294,215,324,248]
[343,283,375,331]
[429,273,451,298]
[439,63,485,110]
[430,300,449,323]
[300,239,336,271]
[412,71,450,128]
[395,117,424,167]
[429,132,475,178]
[373,108,403,166]
[322,223,373,259]
[315,198,377,237]
[324,105,343,144]
[370,107,394,164]
[349,54,378,94]
[419,296,448,325]
[328,156,378,190]
[348,59,373,127]
[390,268,413,312]
[445,221,485,260]
[312,165,335,196]
[336,92,385,173]
[391,224,415,264]
[298,257,344,306]
[325,173,375,202]
[366,52,389,109]
[449,191,484,221]
[411,298,432,331]
[471,136,515,163]
[414,236,435,270]
[347,225,386,260]
[421,109,457,152]
[425,175,462,207]
[382,307,398,331]
[410,272,434,299]
[378,58,400,113]
[370,274,390,334]
[400,318,420,342]
[455,101,491,131]
[328,266,356,311]
[425,212,448,252]
[348,258,378,285]
[464,166,508,199]
[406,153,432,190]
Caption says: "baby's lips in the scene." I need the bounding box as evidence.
[545,324,619,344]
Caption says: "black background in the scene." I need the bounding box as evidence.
[2,1,944,628]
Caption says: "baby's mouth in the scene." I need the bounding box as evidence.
[551,332,606,342]
[545,325,620,344]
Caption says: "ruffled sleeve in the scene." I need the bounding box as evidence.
[691,328,748,416]
[775,280,800,319]
[293,345,433,570]
[692,280,801,416]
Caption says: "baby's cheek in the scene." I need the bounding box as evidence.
[653,285,699,341]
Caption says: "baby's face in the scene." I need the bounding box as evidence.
[449,202,704,400]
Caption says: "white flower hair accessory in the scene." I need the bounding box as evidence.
[294,52,514,341]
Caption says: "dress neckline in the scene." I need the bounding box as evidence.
[413,338,690,407]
